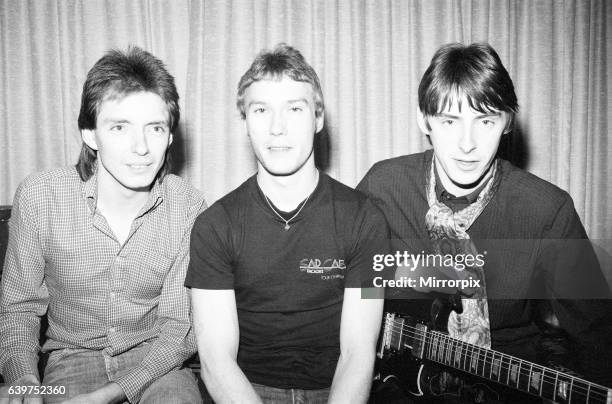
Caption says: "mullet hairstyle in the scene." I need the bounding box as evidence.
[418,43,519,130]
[236,43,324,119]
[76,46,180,181]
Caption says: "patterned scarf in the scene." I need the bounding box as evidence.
[425,158,500,348]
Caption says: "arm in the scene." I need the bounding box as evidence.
[328,288,383,403]
[538,196,612,385]
[112,224,200,403]
[0,181,47,384]
[191,288,262,404]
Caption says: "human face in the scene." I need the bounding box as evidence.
[418,96,509,196]
[81,91,172,195]
[243,76,324,177]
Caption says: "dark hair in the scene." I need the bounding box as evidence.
[76,46,179,181]
[418,43,518,128]
[236,43,324,119]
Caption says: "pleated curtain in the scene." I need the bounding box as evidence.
[0,0,610,253]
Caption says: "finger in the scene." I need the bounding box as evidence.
[24,395,43,404]
[8,394,24,404]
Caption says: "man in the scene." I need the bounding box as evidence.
[0,47,205,403]
[185,43,389,403]
[357,43,611,401]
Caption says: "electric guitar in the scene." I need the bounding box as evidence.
[376,301,612,403]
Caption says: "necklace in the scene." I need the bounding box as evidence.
[263,193,310,231]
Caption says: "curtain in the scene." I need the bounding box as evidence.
[0,0,610,252]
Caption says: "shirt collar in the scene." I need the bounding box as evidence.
[434,162,490,205]
[81,162,164,217]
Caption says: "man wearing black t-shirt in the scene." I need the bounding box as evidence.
[185,44,389,403]
[358,43,612,401]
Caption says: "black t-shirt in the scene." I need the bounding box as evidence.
[185,173,390,389]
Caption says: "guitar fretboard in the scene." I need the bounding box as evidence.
[381,313,612,404]
[424,329,610,404]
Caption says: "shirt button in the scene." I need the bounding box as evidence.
[109,327,116,333]
[110,292,116,299]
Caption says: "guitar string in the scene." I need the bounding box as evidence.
[384,325,606,400]
[384,322,607,398]
[383,321,609,398]
[384,322,609,399]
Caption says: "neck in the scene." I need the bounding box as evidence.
[96,171,151,218]
[257,158,319,212]
[435,157,494,197]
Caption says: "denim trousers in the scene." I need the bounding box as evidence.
[42,341,202,404]
[252,383,330,404]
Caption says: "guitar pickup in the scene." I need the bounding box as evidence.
[378,312,428,360]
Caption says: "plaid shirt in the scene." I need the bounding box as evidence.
[0,166,206,402]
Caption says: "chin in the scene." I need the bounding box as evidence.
[121,176,157,191]
[451,173,487,189]
[259,161,298,176]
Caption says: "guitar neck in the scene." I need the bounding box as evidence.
[423,329,611,404]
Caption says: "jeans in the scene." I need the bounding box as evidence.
[252,383,330,404]
[42,341,202,404]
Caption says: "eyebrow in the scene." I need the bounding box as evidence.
[247,101,266,108]
[101,118,131,124]
[435,112,502,119]
[100,118,168,126]
[475,112,502,118]
[146,121,168,126]
[247,98,309,108]
[436,113,460,119]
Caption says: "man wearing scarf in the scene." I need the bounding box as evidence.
[358,43,611,402]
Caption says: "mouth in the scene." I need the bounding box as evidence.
[454,159,479,170]
[127,162,153,171]
[268,146,292,151]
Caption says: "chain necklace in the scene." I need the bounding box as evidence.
[264,193,311,231]
[262,171,319,231]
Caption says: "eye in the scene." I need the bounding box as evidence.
[440,119,455,126]
[252,107,266,114]
[110,124,124,132]
[152,125,167,134]
[290,106,303,113]
[481,119,496,127]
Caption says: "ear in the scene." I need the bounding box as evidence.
[503,113,514,135]
[81,129,99,151]
[168,133,174,146]
[243,119,249,137]
[416,108,430,134]
[315,113,324,134]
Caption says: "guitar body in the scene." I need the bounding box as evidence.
[372,297,612,404]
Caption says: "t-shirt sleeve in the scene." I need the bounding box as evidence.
[344,199,392,288]
[185,203,235,290]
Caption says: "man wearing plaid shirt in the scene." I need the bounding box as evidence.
[0,47,205,403]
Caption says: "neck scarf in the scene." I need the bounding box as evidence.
[425,158,500,348]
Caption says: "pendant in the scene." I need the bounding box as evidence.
[284,223,290,231]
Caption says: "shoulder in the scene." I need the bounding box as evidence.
[160,174,206,218]
[325,174,389,229]
[362,151,428,181]
[192,176,253,232]
[498,159,573,212]
[358,151,429,196]
[14,166,80,204]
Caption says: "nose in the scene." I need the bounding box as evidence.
[270,111,285,136]
[458,124,476,153]
[131,128,149,155]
